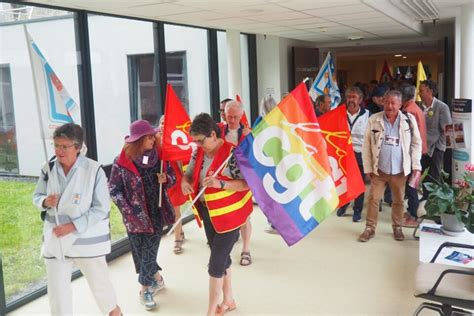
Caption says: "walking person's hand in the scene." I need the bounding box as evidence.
[43,193,59,208]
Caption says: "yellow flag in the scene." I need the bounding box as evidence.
[416,61,427,102]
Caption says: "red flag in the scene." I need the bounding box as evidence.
[162,84,196,161]
[236,94,250,128]
[318,105,365,207]
[379,60,393,83]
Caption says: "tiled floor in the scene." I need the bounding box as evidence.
[11,204,429,315]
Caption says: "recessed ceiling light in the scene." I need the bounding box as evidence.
[348,35,363,40]
[320,27,328,33]
[402,56,407,59]
[394,54,402,57]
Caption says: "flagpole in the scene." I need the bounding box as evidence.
[24,25,64,261]
[158,160,163,207]
[167,152,233,236]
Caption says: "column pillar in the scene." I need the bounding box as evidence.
[459,3,474,101]
[226,30,242,98]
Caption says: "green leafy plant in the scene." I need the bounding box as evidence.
[424,163,474,227]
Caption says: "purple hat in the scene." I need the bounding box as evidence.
[125,120,158,143]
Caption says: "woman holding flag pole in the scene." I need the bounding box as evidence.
[109,119,176,311]
[181,113,253,316]
[157,115,188,254]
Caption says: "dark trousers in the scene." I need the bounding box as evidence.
[421,149,445,200]
[338,152,364,212]
[128,211,163,286]
[383,186,392,205]
[197,202,239,278]
[405,184,419,218]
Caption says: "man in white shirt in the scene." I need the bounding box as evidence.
[336,87,369,222]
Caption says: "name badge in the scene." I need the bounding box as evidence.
[72,193,81,205]
[385,135,399,146]
[142,155,149,164]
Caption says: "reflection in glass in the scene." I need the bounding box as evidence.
[0,65,18,173]
[165,24,210,118]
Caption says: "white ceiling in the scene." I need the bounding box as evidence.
[24,0,471,45]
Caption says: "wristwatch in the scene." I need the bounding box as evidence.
[219,180,226,190]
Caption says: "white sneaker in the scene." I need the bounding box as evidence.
[140,289,157,310]
[150,277,165,296]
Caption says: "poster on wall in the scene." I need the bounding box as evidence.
[451,99,472,183]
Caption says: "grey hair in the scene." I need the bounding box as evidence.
[53,123,84,149]
[224,100,243,114]
[384,89,402,101]
[345,86,364,99]
[398,84,416,102]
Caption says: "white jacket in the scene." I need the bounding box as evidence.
[362,111,422,176]
[348,107,369,153]
[33,156,111,258]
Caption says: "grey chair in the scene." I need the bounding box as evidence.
[414,242,474,315]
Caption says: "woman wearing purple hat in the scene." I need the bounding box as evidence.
[108,120,176,311]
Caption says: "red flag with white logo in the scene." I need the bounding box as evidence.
[162,84,196,161]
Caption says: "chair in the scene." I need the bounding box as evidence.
[414,242,474,315]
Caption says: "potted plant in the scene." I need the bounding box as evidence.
[423,163,474,235]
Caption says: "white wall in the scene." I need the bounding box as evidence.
[256,34,318,105]
[256,34,281,105]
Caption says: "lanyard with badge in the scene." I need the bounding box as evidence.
[384,135,399,146]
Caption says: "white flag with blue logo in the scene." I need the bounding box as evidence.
[25,28,81,144]
[309,52,341,109]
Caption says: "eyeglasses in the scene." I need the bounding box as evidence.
[194,136,209,145]
[54,144,76,151]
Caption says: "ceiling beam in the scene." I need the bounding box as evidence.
[362,0,425,35]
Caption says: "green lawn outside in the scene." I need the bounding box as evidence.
[0,179,126,303]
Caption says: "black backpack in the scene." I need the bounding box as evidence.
[39,157,56,221]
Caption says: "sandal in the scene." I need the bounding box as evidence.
[240,252,252,266]
[216,299,236,316]
[173,239,184,254]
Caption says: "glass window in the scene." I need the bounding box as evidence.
[0,65,18,173]
[128,51,188,120]
[0,3,77,305]
[88,15,156,165]
[164,24,210,117]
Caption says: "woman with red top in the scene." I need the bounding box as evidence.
[181,113,252,316]
[157,115,188,254]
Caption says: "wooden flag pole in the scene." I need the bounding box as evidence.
[166,152,233,236]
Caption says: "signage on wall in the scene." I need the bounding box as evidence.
[450,99,472,182]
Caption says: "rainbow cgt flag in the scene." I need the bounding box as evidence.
[234,83,339,246]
